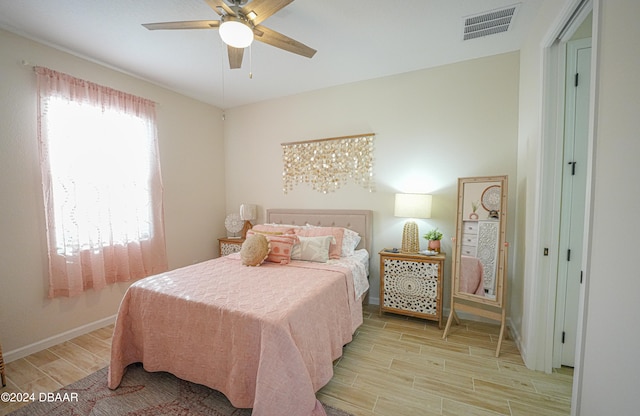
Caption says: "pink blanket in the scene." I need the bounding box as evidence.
[460,255,485,296]
[108,255,362,416]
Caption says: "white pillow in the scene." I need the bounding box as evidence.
[291,235,335,263]
[341,228,361,257]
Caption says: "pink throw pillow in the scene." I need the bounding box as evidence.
[247,231,298,264]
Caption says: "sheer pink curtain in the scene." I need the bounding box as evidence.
[36,67,167,298]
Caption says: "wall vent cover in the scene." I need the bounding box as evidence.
[463,4,520,40]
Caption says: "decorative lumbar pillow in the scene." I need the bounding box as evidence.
[240,233,270,266]
[304,223,360,257]
[291,235,335,263]
[294,227,345,259]
[264,234,298,265]
[247,231,299,265]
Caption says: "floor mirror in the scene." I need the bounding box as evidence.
[442,175,509,357]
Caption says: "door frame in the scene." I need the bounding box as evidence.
[535,0,598,414]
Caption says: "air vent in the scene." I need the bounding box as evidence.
[463,4,520,40]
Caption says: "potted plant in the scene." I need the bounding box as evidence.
[423,228,443,253]
[470,201,480,220]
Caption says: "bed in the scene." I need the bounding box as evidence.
[108,209,373,416]
[460,255,485,296]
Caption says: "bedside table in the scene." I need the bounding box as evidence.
[379,250,446,328]
[218,238,245,257]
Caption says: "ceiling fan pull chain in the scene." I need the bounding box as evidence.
[221,37,226,112]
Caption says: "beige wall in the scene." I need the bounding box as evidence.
[223,52,520,307]
[578,1,640,414]
[0,29,226,357]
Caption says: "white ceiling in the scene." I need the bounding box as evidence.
[0,0,543,109]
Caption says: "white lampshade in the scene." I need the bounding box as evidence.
[219,16,254,48]
[394,193,432,253]
[239,204,257,221]
[394,193,432,219]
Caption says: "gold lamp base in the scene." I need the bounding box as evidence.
[401,221,420,253]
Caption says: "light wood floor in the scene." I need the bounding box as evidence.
[318,305,573,416]
[0,326,113,415]
[1,305,573,416]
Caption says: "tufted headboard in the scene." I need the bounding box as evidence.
[266,209,373,254]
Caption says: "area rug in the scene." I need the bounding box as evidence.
[8,363,352,416]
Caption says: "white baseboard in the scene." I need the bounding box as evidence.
[4,315,117,363]
[507,316,523,356]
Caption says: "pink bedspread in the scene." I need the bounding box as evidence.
[108,254,362,416]
[459,255,485,296]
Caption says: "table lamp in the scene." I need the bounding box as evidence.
[394,193,432,253]
[239,204,257,239]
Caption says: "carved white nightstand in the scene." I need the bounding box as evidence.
[379,250,446,328]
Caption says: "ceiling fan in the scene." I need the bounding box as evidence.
[142,0,316,69]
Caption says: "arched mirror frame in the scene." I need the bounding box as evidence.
[443,175,509,357]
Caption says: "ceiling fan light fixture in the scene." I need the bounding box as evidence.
[219,16,254,48]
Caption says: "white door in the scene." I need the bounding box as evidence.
[554,38,591,367]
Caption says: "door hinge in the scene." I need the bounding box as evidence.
[568,161,576,175]
[567,249,571,261]
[562,331,566,344]
[575,72,579,87]
[580,270,583,283]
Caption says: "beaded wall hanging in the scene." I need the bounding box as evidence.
[281,133,375,194]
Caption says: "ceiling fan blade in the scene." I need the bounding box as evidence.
[227,46,244,69]
[254,25,316,58]
[204,0,236,17]
[242,0,294,25]
[142,20,220,30]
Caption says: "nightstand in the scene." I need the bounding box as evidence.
[379,250,446,328]
[218,238,245,257]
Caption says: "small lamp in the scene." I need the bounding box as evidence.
[239,203,257,239]
[394,193,432,253]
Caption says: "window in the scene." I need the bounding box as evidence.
[36,67,167,297]
[46,97,153,253]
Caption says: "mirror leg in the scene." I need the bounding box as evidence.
[442,308,458,339]
[495,309,507,357]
